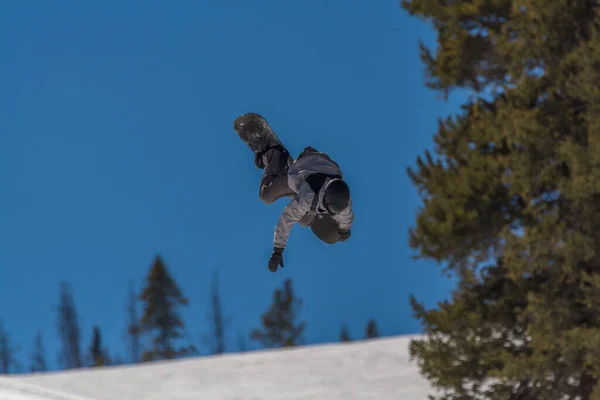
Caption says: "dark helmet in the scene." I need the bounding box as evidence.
[323,179,350,214]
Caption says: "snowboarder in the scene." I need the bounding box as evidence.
[255,144,354,272]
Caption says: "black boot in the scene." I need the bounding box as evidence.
[254,144,290,170]
[254,151,266,169]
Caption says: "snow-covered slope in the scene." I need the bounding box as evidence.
[0,377,92,400]
[13,335,433,400]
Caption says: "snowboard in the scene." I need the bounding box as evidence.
[233,113,286,155]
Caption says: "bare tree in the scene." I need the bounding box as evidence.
[203,270,229,354]
[30,331,47,372]
[126,280,141,363]
[56,281,82,369]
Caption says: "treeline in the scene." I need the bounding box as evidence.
[0,255,381,375]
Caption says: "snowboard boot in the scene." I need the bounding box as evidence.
[254,151,266,169]
[254,144,291,170]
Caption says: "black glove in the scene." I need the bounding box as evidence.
[268,247,285,272]
[338,229,351,242]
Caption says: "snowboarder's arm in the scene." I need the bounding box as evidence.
[273,193,311,249]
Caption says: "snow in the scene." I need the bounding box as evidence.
[7,334,434,400]
[0,377,91,400]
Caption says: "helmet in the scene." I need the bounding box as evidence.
[323,179,350,214]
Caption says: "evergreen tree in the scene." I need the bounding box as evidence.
[30,331,47,373]
[250,279,306,348]
[401,0,600,398]
[138,255,191,361]
[365,320,379,339]
[88,326,109,367]
[0,320,17,374]
[126,280,141,363]
[340,324,351,342]
[56,281,82,369]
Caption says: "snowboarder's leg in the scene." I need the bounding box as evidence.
[260,174,295,204]
[258,145,295,204]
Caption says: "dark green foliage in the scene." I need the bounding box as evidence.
[138,255,191,361]
[88,326,109,367]
[56,281,82,369]
[365,320,379,339]
[0,320,18,374]
[0,322,10,374]
[401,0,600,398]
[30,331,47,373]
[340,325,351,342]
[251,279,306,348]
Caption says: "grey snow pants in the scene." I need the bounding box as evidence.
[259,146,296,204]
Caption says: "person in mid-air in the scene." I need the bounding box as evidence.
[254,144,353,272]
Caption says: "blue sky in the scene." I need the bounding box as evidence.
[0,0,464,371]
